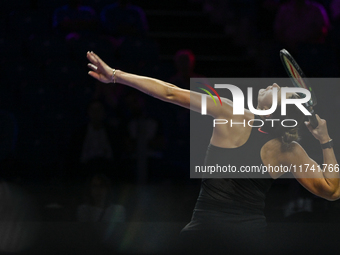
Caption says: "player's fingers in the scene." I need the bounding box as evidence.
[87,51,98,64]
[88,71,100,80]
[87,63,98,71]
[314,114,327,127]
[90,51,104,64]
[304,121,313,132]
[90,51,99,59]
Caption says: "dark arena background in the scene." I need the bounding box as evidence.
[0,0,340,254]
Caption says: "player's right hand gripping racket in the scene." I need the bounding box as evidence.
[279,49,318,129]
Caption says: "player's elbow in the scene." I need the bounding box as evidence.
[165,87,188,106]
[326,188,340,201]
[320,185,340,201]
[164,86,176,102]
[316,179,340,201]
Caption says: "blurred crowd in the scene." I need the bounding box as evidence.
[195,0,340,76]
[0,0,195,186]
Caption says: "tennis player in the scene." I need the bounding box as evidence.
[86,51,339,254]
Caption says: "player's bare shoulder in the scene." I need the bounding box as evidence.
[266,141,308,175]
[214,97,235,120]
[261,139,304,179]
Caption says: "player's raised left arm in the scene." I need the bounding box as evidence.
[87,51,230,118]
[283,115,339,201]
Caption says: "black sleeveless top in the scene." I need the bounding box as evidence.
[195,115,276,214]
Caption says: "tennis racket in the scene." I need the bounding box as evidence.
[279,49,318,129]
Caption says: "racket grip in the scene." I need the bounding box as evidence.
[309,112,318,129]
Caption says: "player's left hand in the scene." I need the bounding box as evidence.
[87,51,114,84]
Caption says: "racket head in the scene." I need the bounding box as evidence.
[279,49,317,107]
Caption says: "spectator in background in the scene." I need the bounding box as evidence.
[122,93,164,184]
[77,174,125,222]
[66,100,122,182]
[53,0,97,37]
[274,0,330,52]
[80,100,114,164]
[100,0,148,37]
[93,80,126,113]
[169,49,204,89]
[0,181,39,253]
[168,50,204,180]
[0,110,18,181]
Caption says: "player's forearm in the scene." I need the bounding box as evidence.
[115,70,177,102]
[320,142,339,196]
[318,136,339,199]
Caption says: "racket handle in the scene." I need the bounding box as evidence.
[309,111,318,129]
